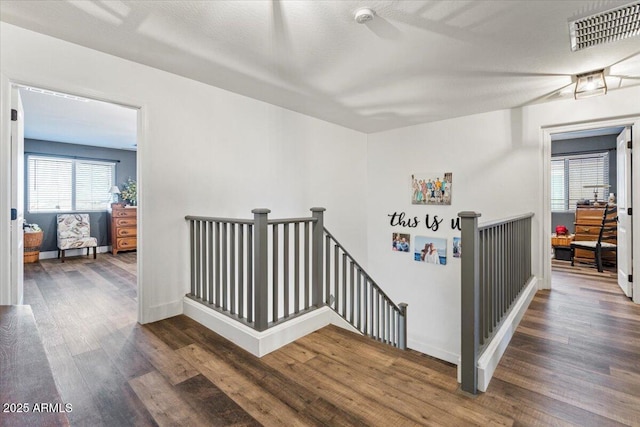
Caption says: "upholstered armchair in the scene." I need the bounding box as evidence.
[56,214,98,262]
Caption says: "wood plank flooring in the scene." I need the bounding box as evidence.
[0,305,70,427]
[7,254,640,426]
[16,254,257,427]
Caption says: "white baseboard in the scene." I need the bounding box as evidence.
[537,275,551,290]
[408,339,459,365]
[38,246,111,260]
[142,299,184,324]
[184,298,359,357]
[475,276,538,391]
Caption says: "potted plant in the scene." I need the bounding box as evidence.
[120,178,137,206]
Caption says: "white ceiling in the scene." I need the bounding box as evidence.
[18,87,138,151]
[2,0,640,137]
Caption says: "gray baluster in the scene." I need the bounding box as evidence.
[369,279,374,337]
[284,224,290,318]
[304,221,310,309]
[195,220,201,299]
[349,261,355,323]
[273,224,278,323]
[334,244,339,311]
[189,220,195,297]
[239,224,244,318]
[363,278,369,335]
[398,303,408,350]
[208,221,214,304]
[222,222,228,311]
[342,253,347,316]
[230,223,236,314]
[311,208,325,308]
[215,222,221,308]
[201,221,206,301]
[325,235,331,304]
[386,300,390,344]
[247,224,253,323]
[356,270,362,331]
[294,222,300,314]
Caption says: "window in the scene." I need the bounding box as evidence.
[551,152,609,211]
[28,155,115,212]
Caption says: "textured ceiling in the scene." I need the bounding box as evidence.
[1,0,639,134]
[18,88,138,151]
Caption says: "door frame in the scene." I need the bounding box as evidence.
[10,86,24,305]
[542,115,639,303]
[0,73,12,304]
[0,74,147,320]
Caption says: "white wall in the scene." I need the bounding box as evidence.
[366,86,640,363]
[0,23,368,320]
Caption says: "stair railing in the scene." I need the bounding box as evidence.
[459,211,534,394]
[186,208,407,349]
[323,228,407,349]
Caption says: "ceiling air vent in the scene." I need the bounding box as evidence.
[569,2,640,51]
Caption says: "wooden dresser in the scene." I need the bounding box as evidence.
[573,204,616,265]
[109,206,137,255]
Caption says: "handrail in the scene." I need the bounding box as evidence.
[185,215,255,225]
[478,212,534,231]
[184,215,319,226]
[268,217,318,225]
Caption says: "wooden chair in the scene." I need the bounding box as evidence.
[56,214,98,263]
[570,205,617,272]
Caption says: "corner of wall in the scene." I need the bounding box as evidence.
[141,299,183,324]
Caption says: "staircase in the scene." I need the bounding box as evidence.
[184,207,407,356]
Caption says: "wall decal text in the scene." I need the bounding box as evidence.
[387,211,461,232]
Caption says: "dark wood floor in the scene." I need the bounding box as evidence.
[0,305,70,427]
[6,254,639,426]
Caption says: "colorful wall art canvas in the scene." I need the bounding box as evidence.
[392,233,411,252]
[414,236,447,265]
[453,237,461,258]
[411,172,452,205]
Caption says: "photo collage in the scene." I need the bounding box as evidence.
[392,233,460,265]
[392,172,460,266]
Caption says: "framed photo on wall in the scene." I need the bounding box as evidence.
[453,237,461,258]
[392,233,411,252]
[414,236,447,265]
[411,172,452,205]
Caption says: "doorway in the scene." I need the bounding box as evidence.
[3,81,144,319]
[543,118,638,303]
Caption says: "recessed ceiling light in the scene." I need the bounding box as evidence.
[354,8,375,24]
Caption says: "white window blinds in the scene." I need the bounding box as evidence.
[28,155,115,212]
[550,158,566,211]
[28,157,73,212]
[75,160,114,211]
[550,152,609,211]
